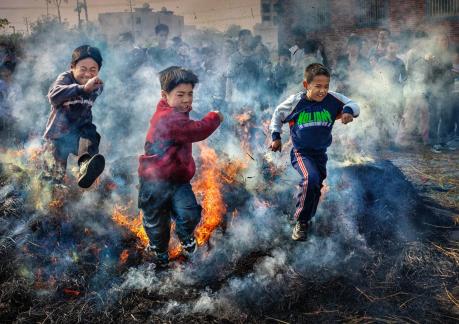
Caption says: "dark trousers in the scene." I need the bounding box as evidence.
[291,149,327,224]
[429,96,455,145]
[138,180,202,254]
[49,123,100,168]
[43,123,100,183]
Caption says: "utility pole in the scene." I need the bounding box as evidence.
[24,17,30,35]
[46,0,49,19]
[76,0,82,29]
[128,0,134,34]
[83,0,88,22]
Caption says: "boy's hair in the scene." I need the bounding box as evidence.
[155,24,169,35]
[238,29,252,39]
[71,45,103,69]
[347,35,362,49]
[304,63,330,83]
[380,28,391,36]
[159,66,199,93]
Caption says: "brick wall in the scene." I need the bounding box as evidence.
[278,0,459,65]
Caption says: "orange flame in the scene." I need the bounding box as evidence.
[193,144,227,246]
[320,183,329,202]
[119,249,129,265]
[111,144,247,258]
[193,143,247,246]
[168,222,183,259]
[111,205,149,248]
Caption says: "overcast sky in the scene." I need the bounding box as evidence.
[1,0,261,34]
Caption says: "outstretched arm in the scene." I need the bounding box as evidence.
[172,112,222,143]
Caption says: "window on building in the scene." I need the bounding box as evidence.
[262,15,272,22]
[426,0,459,17]
[136,17,141,24]
[262,3,271,13]
[356,0,388,27]
[302,0,331,31]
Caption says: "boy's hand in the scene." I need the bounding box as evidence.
[213,111,224,123]
[341,113,353,124]
[270,139,282,152]
[84,76,104,93]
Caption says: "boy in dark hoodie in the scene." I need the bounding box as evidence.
[138,66,223,268]
[43,45,105,188]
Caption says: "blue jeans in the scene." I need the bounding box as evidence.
[291,149,327,224]
[138,180,202,254]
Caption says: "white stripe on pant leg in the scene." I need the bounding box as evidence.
[294,150,309,220]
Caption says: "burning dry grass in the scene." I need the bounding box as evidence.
[0,144,458,323]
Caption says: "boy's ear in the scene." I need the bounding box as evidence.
[303,80,308,89]
[160,90,168,99]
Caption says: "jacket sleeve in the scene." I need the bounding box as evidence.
[172,112,221,143]
[328,91,360,118]
[47,73,86,106]
[269,93,297,138]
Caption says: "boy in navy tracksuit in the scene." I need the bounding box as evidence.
[43,45,105,188]
[270,63,360,240]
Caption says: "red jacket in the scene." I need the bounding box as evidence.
[138,99,221,183]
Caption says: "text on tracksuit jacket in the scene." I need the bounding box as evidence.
[270,91,360,154]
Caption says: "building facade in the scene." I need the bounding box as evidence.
[254,0,281,52]
[276,0,458,61]
[98,4,184,45]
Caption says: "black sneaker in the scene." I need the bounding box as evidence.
[77,154,105,188]
[143,245,169,270]
[292,221,309,241]
[181,236,197,257]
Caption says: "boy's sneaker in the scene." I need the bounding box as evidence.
[143,245,169,270]
[77,154,105,188]
[431,144,445,153]
[292,221,309,241]
[181,236,197,258]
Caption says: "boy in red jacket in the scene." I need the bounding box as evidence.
[138,66,223,268]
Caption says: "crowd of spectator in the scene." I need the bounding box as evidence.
[0,24,458,153]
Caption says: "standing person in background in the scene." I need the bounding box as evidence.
[334,35,370,95]
[146,24,178,71]
[213,39,236,109]
[272,50,294,97]
[368,28,390,61]
[451,45,459,146]
[427,33,455,153]
[377,38,407,138]
[395,32,430,148]
[226,29,261,106]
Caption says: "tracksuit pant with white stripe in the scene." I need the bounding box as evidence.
[290,149,328,224]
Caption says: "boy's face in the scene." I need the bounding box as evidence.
[157,30,168,47]
[162,83,194,113]
[347,44,360,57]
[303,75,330,102]
[387,42,398,56]
[71,57,99,85]
[279,55,289,65]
